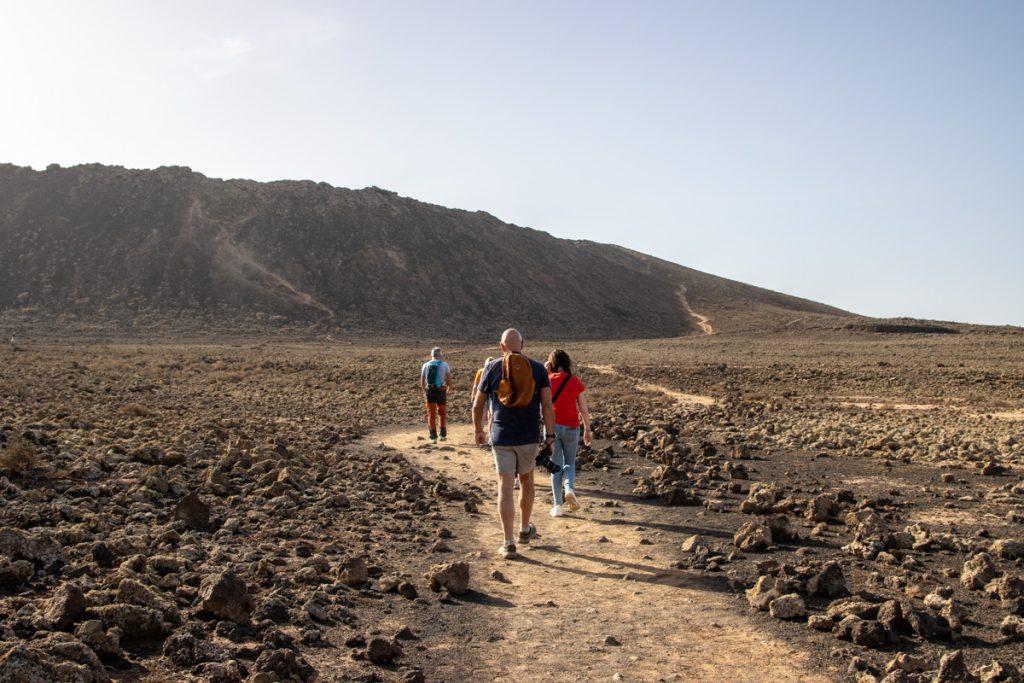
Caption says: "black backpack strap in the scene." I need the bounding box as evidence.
[551,373,571,406]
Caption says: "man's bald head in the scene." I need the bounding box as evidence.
[500,328,523,353]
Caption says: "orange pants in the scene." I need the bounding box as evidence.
[426,401,447,434]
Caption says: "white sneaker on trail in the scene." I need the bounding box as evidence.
[499,543,517,559]
[564,489,580,511]
[550,505,564,517]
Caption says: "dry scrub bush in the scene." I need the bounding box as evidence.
[0,433,39,471]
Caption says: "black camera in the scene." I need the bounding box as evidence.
[536,440,561,474]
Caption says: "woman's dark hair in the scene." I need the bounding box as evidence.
[547,349,572,374]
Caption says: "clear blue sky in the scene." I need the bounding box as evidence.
[2,1,1021,326]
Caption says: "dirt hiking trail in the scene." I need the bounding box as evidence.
[677,286,714,335]
[376,423,828,682]
[587,365,717,407]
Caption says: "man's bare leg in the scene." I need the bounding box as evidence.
[497,473,516,543]
[518,470,535,531]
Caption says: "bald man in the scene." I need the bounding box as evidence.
[472,328,555,559]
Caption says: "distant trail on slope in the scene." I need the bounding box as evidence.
[677,285,713,335]
[185,198,336,320]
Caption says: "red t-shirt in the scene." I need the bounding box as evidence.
[549,372,585,427]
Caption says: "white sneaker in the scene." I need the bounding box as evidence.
[550,505,564,517]
[564,489,580,511]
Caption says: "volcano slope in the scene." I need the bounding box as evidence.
[0,162,850,340]
[1,327,1023,682]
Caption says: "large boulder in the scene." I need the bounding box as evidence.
[173,492,211,529]
[116,578,181,625]
[427,562,470,595]
[338,557,368,586]
[43,583,87,631]
[961,552,999,590]
[0,644,53,682]
[991,539,1024,561]
[91,604,167,638]
[0,527,61,565]
[365,637,403,664]
[733,520,772,552]
[933,650,979,683]
[768,594,807,620]
[807,562,847,598]
[74,620,121,659]
[739,484,779,514]
[198,571,253,624]
[0,556,34,590]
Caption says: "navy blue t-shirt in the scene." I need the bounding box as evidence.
[478,354,550,446]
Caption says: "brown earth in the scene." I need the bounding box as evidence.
[1,328,1023,682]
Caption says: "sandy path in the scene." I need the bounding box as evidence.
[377,423,828,682]
[587,365,718,407]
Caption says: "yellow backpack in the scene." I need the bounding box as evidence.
[497,352,536,408]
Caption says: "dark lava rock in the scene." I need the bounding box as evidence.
[0,644,54,682]
[933,650,979,683]
[43,582,87,631]
[254,647,316,682]
[198,571,253,624]
[807,562,848,598]
[90,542,117,568]
[834,615,893,648]
[174,492,211,529]
[365,637,403,664]
[254,597,290,623]
[91,604,167,639]
[0,557,34,590]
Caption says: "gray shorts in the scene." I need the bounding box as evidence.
[492,444,537,475]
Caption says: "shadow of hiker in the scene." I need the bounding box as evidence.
[515,545,734,595]
[586,515,735,540]
[447,589,516,608]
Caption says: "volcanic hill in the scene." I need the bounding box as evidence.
[0,163,851,338]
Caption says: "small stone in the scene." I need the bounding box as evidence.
[680,535,707,553]
[604,635,621,646]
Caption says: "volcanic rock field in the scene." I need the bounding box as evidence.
[1,328,1023,682]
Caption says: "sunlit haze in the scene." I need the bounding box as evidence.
[2,1,1021,326]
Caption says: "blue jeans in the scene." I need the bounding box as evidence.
[550,425,579,505]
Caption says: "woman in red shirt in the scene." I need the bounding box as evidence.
[545,349,592,517]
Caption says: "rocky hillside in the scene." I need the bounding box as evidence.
[0,163,851,338]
